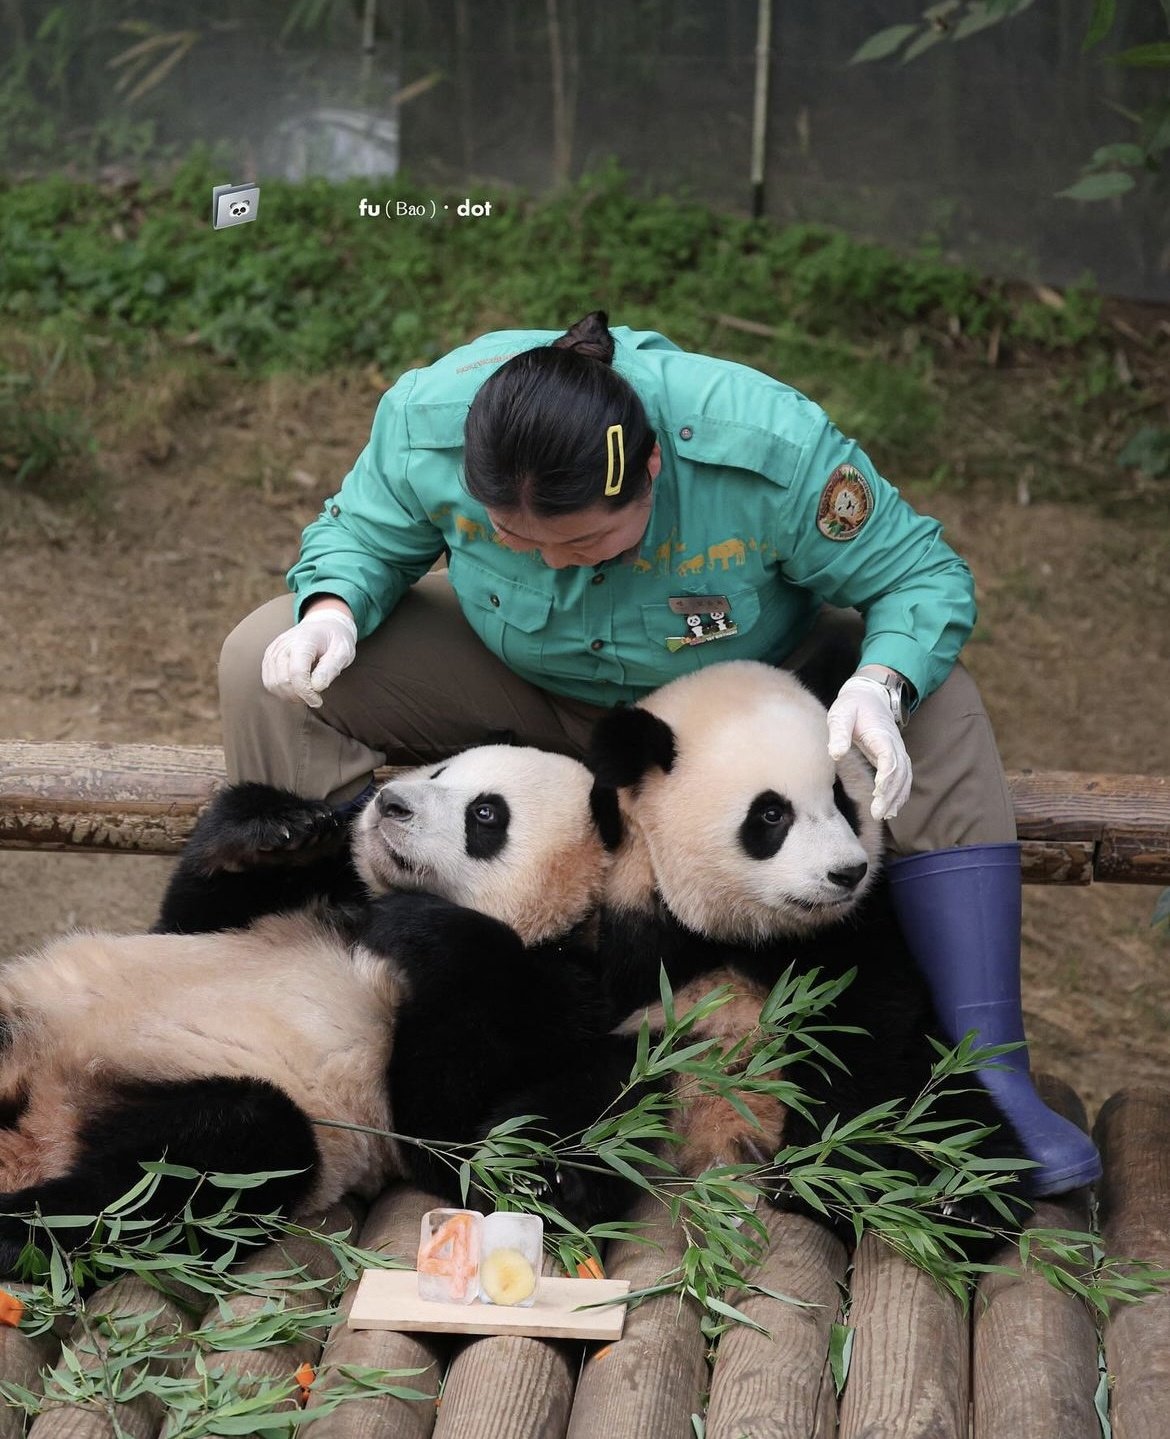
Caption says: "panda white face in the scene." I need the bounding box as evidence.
[601,662,883,944]
[350,744,608,945]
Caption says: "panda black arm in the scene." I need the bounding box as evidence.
[154,782,362,934]
[358,890,528,976]
[362,891,635,1221]
[364,895,611,1048]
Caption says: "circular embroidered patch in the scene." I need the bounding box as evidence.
[816,464,873,542]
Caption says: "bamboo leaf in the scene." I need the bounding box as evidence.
[141,1161,201,1180]
[206,1169,307,1189]
[1083,0,1117,51]
[903,29,946,62]
[658,964,675,1028]
[704,1295,769,1334]
[123,36,197,104]
[954,0,1036,42]
[751,1284,822,1309]
[1058,172,1136,200]
[107,32,177,68]
[851,24,918,63]
[829,1320,855,1396]
[484,1114,543,1139]
[601,1151,657,1189]
[1090,143,1147,168]
[1107,42,1170,68]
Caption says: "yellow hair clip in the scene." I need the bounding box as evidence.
[603,423,625,496]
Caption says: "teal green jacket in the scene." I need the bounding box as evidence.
[289,327,975,706]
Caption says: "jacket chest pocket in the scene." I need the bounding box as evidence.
[448,551,553,653]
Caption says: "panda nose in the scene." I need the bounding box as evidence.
[828,861,868,891]
[376,787,413,821]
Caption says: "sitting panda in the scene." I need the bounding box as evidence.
[0,744,644,1272]
[587,660,1032,1240]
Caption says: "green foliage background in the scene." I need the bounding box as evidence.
[0,156,1104,377]
[5,153,1167,530]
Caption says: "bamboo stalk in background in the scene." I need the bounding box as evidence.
[750,0,773,218]
[547,0,577,185]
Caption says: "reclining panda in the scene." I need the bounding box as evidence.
[588,660,1033,1238]
[0,744,644,1272]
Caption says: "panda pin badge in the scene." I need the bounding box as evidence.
[665,595,738,652]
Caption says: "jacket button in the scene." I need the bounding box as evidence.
[590,639,604,651]
[591,572,605,585]
[679,426,693,441]
[329,504,341,516]
[490,594,500,607]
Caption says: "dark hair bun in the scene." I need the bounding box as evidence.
[552,310,615,365]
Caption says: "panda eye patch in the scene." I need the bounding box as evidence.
[465,792,511,860]
[740,790,794,861]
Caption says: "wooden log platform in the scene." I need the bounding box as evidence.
[1,745,1168,1427]
[5,1080,1169,1436]
[2,741,1169,883]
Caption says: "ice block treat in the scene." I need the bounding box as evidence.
[417,1209,483,1304]
[479,1212,542,1307]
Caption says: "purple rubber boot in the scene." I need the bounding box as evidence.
[885,842,1101,1197]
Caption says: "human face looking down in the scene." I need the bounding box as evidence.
[487,445,661,569]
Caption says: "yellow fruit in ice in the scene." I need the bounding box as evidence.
[480,1247,537,1306]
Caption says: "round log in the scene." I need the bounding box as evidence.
[971,1076,1099,1439]
[705,1208,847,1439]
[432,1239,578,1439]
[0,1290,59,1439]
[0,742,226,854]
[1095,1088,1170,1439]
[27,1274,191,1439]
[836,1230,969,1439]
[566,1189,709,1439]
[307,1185,447,1439]
[3,744,1169,882]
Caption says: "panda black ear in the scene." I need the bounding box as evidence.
[587,705,676,787]
[588,781,624,852]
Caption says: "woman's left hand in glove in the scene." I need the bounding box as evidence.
[826,672,913,822]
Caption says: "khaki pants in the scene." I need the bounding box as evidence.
[219,574,1016,857]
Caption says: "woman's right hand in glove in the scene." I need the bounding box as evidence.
[261,602,358,707]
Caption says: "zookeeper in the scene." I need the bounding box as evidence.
[220,309,1100,1197]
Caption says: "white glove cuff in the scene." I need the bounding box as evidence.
[846,672,908,728]
[302,605,358,639]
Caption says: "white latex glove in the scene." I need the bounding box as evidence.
[261,605,358,708]
[826,674,913,822]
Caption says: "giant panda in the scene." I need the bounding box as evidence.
[587,660,1033,1240]
[0,744,644,1273]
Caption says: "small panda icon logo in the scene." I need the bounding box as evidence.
[212,183,261,230]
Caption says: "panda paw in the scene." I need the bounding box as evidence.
[672,1088,788,1182]
[186,783,345,874]
[933,1188,1028,1241]
[522,1159,636,1232]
